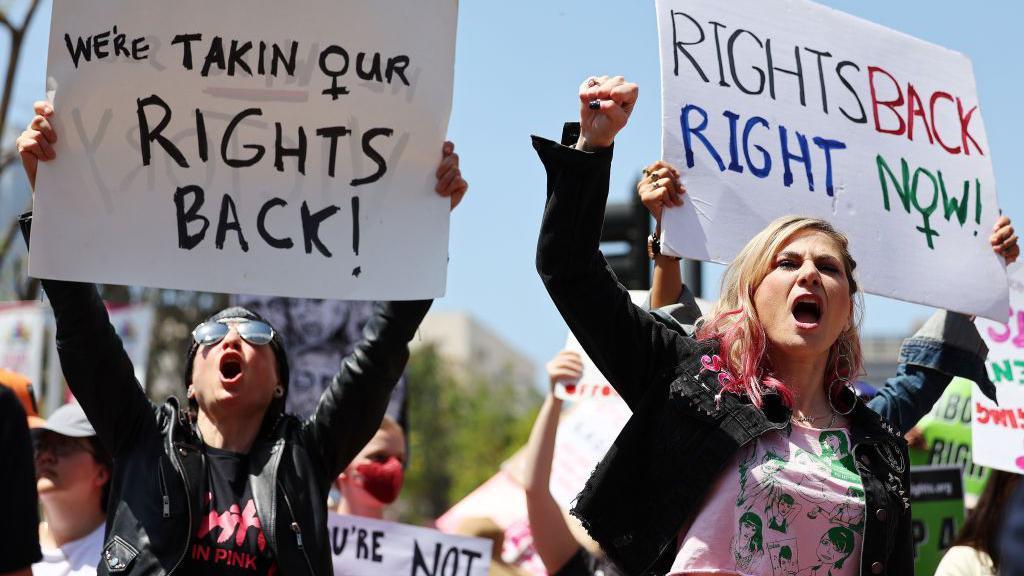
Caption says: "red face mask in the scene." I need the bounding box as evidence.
[355,457,404,504]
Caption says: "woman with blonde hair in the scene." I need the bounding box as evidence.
[533,75,1009,576]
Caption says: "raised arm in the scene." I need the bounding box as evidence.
[17,101,154,455]
[535,76,696,410]
[304,299,431,480]
[867,216,1018,433]
[305,140,465,478]
[524,351,586,574]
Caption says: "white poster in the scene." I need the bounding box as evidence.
[656,0,1007,320]
[976,263,1024,386]
[31,0,457,300]
[0,302,45,388]
[971,386,1024,474]
[328,513,491,576]
[973,263,1024,473]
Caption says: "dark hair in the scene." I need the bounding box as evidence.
[779,545,792,560]
[739,512,763,551]
[825,527,855,568]
[950,469,1020,572]
[86,436,113,514]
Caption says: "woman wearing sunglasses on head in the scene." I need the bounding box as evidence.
[16,101,467,576]
[532,76,1012,576]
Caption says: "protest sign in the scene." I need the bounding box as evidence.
[328,513,491,576]
[972,262,1024,473]
[908,378,989,501]
[0,302,45,389]
[909,465,965,576]
[977,263,1024,385]
[31,0,457,300]
[971,385,1024,474]
[655,0,1007,320]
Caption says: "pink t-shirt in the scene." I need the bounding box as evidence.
[670,423,865,576]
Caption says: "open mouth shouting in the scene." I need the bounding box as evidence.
[791,293,824,329]
[218,351,244,385]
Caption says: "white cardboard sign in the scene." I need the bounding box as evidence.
[971,385,1024,474]
[973,263,1024,473]
[31,0,457,300]
[655,0,1008,320]
[976,263,1024,386]
[327,513,491,576]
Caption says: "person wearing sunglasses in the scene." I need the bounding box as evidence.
[31,402,112,576]
[16,100,468,576]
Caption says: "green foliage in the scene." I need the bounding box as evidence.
[400,345,540,525]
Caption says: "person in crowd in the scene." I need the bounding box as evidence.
[533,75,1011,575]
[638,160,1018,436]
[0,383,42,576]
[31,402,112,576]
[999,475,1024,575]
[935,469,1020,576]
[17,100,467,576]
[522,349,623,576]
[334,415,406,518]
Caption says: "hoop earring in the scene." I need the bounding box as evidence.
[828,342,856,416]
[274,387,284,398]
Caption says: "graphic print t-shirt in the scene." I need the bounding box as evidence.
[671,424,865,576]
[184,447,279,575]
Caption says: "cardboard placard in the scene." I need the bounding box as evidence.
[32,0,457,300]
[328,513,491,576]
[656,0,1007,320]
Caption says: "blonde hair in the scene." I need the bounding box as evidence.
[696,216,863,407]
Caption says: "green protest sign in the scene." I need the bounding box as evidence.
[909,378,990,500]
[910,465,965,576]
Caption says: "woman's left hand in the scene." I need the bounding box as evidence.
[991,215,1019,264]
[435,141,468,211]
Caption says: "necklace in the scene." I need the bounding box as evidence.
[792,409,837,429]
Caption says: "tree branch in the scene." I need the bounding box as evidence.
[0,0,43,151]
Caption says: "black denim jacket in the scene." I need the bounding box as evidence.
[533,130,913,576]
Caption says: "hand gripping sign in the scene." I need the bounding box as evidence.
[31,0,457,300]
[655,0,1008,320]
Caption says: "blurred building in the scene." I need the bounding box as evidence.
[412,311,536,391]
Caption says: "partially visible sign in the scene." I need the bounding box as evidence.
[328,513,491,576]
[655,0,1007,320]
[971,384,1024,474]
[909,378,989,500]
[0,302,45,389]
[910,465,965,576]
[977,263,1024,385]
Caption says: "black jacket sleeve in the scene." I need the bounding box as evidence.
[533,126,698,411]
[303,298,431,479]
[20,213,154,456]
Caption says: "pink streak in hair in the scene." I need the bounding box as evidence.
[697,308,793,408]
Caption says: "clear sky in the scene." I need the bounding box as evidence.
[3,1,1023,386]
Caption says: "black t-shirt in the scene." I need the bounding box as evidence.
[554,547,624,576]
[0,385,42,572]
[183,446,279,575]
